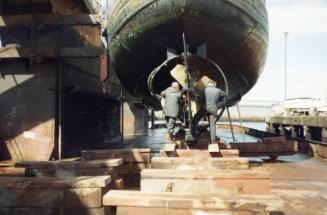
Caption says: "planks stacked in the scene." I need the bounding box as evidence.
[15,159,124,189]
[160,148,240,158]
[104,155,284,214]
[104,190,283,215]
[230,136,298,158]
[81,149,151,188]
[0,176,111,215]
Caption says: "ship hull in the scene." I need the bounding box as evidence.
[108,0,268,106]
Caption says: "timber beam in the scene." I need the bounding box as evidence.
[141,169,270,195]
[103,190,283,215]
[151,157,250,170]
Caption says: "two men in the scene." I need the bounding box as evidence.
[193,81,226,144]
[161,80,226,144]
[160,82,183,141]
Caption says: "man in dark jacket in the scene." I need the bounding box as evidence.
[192,81,226,144]
[161,82,183,140]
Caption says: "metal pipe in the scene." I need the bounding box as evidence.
[58,59,63,160]
[183,33,195,142]
[284,32,289,101]
[226,106,236,142]
[236,104,246,142]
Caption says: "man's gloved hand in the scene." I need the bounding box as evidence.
[154,94,161,101]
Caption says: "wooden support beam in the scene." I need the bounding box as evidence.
[160,149,240,158]
[208,143,220,152]
[0,176,111,211]
[16,159,123,168]
[151,157,249,170]
[103,190,283,214]
[141,169,270,195]
[81,149,151,189]
[15,159,122,189]
[0,167,26,176]
[16,159,122,175]
[0,176,111,189]
[229,140,298,157]
[163,143,176,152]
[81,149,151,163]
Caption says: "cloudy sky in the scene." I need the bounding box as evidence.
[243,0,327,101]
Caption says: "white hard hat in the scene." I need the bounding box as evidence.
[171,82,180,89]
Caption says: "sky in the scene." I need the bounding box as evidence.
[243,0,327,101]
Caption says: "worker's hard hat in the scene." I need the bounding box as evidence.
[207,81,216,87]
[171,82,180,89]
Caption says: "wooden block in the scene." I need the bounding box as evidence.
[118,163,150,175]
[115,207,255,215]
[64,188,103,208]
[0,187,104,208]
[81,149,150,163]
[25,165,119,179]
[0,167,25,176]
[18,159,122,178]
[220,149,240,157]
[16,159,123,168]
[230,141,297,157]
[0,207,106,215]
[0,176,111,189]
[262,136,286,143]
[174,149,239,158]
[141,169,270,195]
[160,149,169,157]
[151,157,249,170]
[164,144,176,152]
[0,188,61,208]
[0,162,15,167]
[103,190,282,213]
[208,144,220,152]
[114,178,125,190]
[318,144,327,158]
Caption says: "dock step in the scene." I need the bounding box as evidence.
[0,176,111,215]
[15,159,124,189]
[151,157,249,170]
[103,190,283,215]
[81,149,151,189]
[141,169,270,195]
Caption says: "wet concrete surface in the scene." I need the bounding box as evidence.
[121,128,327,215]
[258,154,327,215]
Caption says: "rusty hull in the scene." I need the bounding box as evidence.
[108,0,268,107]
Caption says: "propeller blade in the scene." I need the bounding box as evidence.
[170,64,187,88]
[194,75,214,93]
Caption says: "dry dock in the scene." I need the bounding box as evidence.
[1,127,327,215]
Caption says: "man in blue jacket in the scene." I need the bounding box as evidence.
[192,81,226,144]
[161,82,183,141]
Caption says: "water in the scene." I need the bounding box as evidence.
[216,128,259,143]
[219,122,266,131]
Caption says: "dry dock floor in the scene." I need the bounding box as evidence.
[123,128,327,215]
[257,155,327,215]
